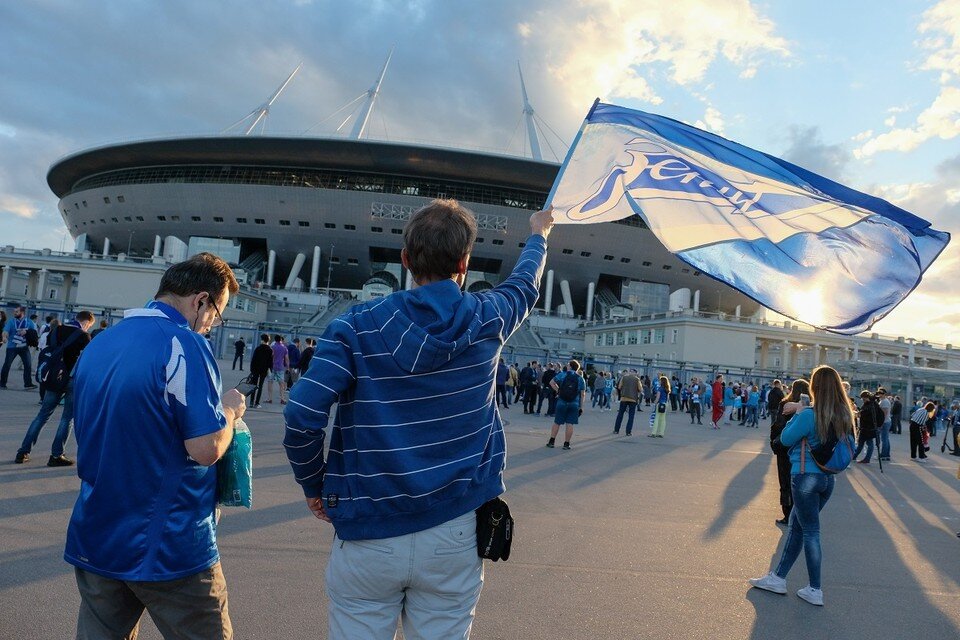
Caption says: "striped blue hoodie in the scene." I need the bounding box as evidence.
[284,235,547,540]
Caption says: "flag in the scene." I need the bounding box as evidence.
[547,100,950,335]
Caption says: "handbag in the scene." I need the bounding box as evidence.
[476,497,513,561]
[657,403,666,413]
[217,419,253,508]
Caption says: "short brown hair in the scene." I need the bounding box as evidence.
[156,252,239,302]
[403,199,477,281]
[75,310,95,323]
[568,359,581,372]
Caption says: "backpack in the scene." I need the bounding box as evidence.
[801,433,857,474]
[36,327,84,393]
[557,372,581,402]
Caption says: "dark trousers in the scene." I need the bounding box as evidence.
[614,401,637,434]
[775,451,793,519]
[232,353,244,370]
[891,416,902,434]
[537,388,555,414]
[253,371,267,406]
[496,384,509,407]
[689,403,702,423]
[523,384,538,413]
[74,564,232,640]
[1,346,32,387]
[909,422,927,459]
[669,394,678,411]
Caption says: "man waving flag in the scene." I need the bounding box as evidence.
[547,100,949,335]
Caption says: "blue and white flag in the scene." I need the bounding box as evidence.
[547,101,950,335]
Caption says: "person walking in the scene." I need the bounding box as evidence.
[689,379,703,425]
[65,252,244,638]
[909,402,935,462]
[877,387,893,462]
[711,374,725,429]
[266,334,288,404]
[746,384,760,428]
[614,368,641,435]
[750,365,855,607]
[14,311,96,465]
[769,379,809,525]
[232,337,246,371]
[649,375,671,438]
[1,304,38,390]
[853,391,883,464]
[537,362,557,416]
[549,360,586,450]
[298,337,315,378]
[891,395,903,434]
[287,338,302,387]
[495,357,510,409]
[284,201,553,639]
[249,334,273,409]
[766,379,785,426]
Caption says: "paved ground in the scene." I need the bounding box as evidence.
[2,361,959,638]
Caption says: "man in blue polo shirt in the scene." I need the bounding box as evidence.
[65,252,244,639]
[1,304,38,390]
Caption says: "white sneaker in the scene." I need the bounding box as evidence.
[748,572,787,594]
[797,585,824,606]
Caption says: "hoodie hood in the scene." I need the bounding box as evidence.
[365,279,485,374]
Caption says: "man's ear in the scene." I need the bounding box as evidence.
[457,254,470,275]
[401,248,410,270]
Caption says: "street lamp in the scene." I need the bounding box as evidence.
[324,243,335,311]
[126,230,134,256]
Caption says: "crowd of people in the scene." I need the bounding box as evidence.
[3,197,960,636]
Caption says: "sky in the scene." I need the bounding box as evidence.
[0,0,958,344]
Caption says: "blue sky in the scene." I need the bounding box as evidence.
[0,0,957,342]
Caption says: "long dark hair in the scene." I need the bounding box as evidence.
[784,379,809,403]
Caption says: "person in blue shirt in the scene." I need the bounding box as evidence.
[1,304,39,390]
[284,201,553,639]
[65,252,245,639]
[745,385,761,428]
[750,365,855,607]
[549,360,587,450]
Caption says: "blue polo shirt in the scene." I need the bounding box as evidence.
[65,301,228,581]
[4,317,37,349]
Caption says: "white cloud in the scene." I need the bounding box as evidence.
[517,22,531,38]
[852,129,873,141]
[739,66,757,79]
[856,0,960,157]
[884,115,896,127]
[855,85,960,157]
[695,105,725,134]
[0,194,39,219]
[525,0,788,108]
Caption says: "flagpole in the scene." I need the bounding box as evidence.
[544,98,601,208]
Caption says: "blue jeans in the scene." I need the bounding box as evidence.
[880,420,891,458]
[1,346,33,387]
[18,382,74,457]
[853,437,874,462]
[775,473,835,589]
[614,401,637,434]
[326,511,482,639]
[746,405,758,427]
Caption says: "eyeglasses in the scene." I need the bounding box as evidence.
[210,300,225,328]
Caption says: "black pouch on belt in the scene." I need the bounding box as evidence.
[476,497,513,561]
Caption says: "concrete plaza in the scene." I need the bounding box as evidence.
[1,362,959,638]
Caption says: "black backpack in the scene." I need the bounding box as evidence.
[36,327,84,393]
[557,372,581,402]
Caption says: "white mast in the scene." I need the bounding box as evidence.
[223,63,302,135]
[518,63,543,161]
[349,48,393,139]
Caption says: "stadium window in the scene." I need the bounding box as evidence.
[111,217,119,223]
[99,219,106,224]
[671,329,679,344]
[681,268,689,273]
[561,249,572,255]
[254,219,265,225]
[347,258,359,265]
[344,224,356,230]
[117,195,125,203]
[191,216,201,222]
[371,226,383,233]
[124,216,132,222]
[620,257,631,263]
[391,228,402,235]
[580,251,591,257]
[330,257,340,264]
[49,288,58,300]
[82,222,87,226]
[298,221,309,227]
[74,203,79,210]
[662,265,671,270]
[279,220,291,226]
[324,223,336,229]
[103,197,110,204]
[518,242,526,248]
[642,261,651,267]
[82,200,87,207]
[213,216,223,222]
[475,237,485,243]
[170,215,180,222]
[492,239,504,245]
[136,216,144,221]
[603,255,614,261]
[236,217,247,223]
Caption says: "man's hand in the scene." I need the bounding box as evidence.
[781,401,801,416]
[306,497,331,522]
[222,388,247,423]
[530,206,555,240]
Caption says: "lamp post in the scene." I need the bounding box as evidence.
[324,243,335,311]
[127,230,134,256]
